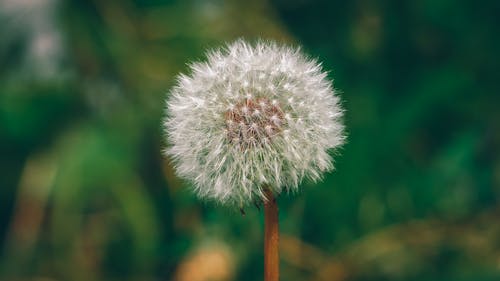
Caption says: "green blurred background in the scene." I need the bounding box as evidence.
[1,0,499,280]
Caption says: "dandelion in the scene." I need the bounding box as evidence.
[165,40,344,205]
[164,40,345,281]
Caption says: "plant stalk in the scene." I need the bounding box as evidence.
[264,189,279,281]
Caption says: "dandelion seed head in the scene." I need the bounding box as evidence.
[164,40,345,206]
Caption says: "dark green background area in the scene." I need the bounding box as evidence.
[1,0,499,280]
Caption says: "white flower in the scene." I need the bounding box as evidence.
[164,40,344,206]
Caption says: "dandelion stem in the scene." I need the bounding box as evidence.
[264,188,279,281]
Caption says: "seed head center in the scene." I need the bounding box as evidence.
[225,97,285,147]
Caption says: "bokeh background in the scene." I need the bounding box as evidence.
[1,0,499,280]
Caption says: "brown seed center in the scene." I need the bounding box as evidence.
[225,97,285,148]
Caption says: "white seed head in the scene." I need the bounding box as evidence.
[164,40,345,206]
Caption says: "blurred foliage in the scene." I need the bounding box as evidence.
[0,0,499,281]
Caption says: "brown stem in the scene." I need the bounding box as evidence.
[264,189,279,281]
